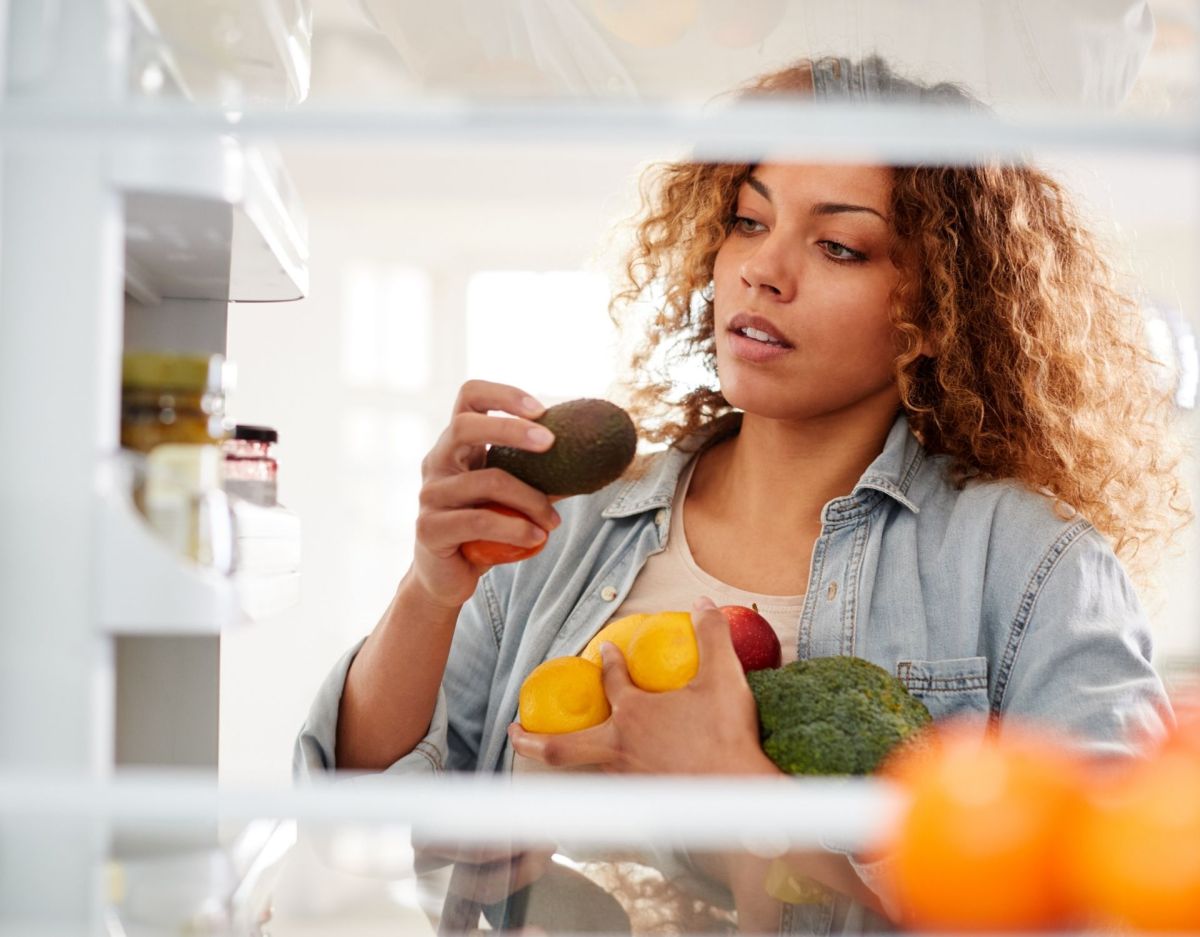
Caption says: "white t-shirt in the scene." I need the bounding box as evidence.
[513,454,805,779]
[605,454,806,665]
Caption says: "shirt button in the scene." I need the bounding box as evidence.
[600,586,618,601]
[826,581,839,601]
[655,509,667,526]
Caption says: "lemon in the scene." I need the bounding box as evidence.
[518,656,611,734]
[580,612,648,666]
[625,611,698,692]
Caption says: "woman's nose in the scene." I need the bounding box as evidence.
[739,238,796,302]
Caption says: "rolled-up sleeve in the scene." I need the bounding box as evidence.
[292,573,503,781]
[292,637,452,781]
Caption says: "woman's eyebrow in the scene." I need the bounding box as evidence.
[745,174,887,222]
[813,202,888,221]
[746,174,773,201]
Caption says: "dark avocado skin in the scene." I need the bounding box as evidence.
[485,398,637,496]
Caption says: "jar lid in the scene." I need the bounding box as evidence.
[123,352,224,392]
[234,424,278,443]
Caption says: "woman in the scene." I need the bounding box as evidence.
[297,57,1188,934]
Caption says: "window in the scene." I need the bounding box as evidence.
[466,270,616,402]
[341,262,433,391]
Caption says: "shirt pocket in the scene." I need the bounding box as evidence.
[896,656,990,722]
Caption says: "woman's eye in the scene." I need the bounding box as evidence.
[733,216,765,234]
[820,240,866,262]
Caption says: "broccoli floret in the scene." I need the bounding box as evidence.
[747,656,932,776]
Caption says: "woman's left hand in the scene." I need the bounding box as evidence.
[508,597,780,776]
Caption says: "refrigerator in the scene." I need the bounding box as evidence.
[1,1,1197,934]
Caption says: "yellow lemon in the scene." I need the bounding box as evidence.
[625,611,698,692]
[518,656,611,734]
[580,612,648,666]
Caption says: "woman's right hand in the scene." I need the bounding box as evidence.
[410,380,562,609]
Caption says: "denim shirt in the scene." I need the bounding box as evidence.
[295,412,1170,934]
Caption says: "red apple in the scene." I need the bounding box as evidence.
[720,604,782,672]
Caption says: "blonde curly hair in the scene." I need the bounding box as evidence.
[610,57,1191,576]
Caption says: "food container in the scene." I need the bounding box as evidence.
[121,352,228,453]
[222,424,279,506]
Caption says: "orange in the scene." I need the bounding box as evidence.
[1167,692,1200,756]
[879,723,1082,932]
[625,611,698,693]
[580,613,648,666]
[1068,746,1200,931]
[461,502,546,566]
[518,656,611,735]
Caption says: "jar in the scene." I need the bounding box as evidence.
[121,352,227,453]
[221,424,278,506]
[143,443,234,572]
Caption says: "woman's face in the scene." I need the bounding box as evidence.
[711,162,904,423]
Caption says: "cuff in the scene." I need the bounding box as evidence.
[292,636,449,779]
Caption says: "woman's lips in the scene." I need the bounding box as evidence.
[726,313,793,362]
[727,329,794,362]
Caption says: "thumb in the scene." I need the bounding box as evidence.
[691,596,740,681]
[598,641,634,701]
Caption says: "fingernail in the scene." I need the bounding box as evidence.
[530,526,547,544]
[693,596,716,612]
[549,509,562,529]
[527,426,555,447]
[522,396,545,417]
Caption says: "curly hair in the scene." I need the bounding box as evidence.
[610,57,1191,576]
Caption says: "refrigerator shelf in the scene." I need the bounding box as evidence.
[0,771,902,852]
[118,136,308,304]
[96,459,301,634]
[4,98,1197,160]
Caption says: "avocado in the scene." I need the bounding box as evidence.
[486,398,637,496]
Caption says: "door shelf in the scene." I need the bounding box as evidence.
[119,137,308,305]
[96,457,301,634]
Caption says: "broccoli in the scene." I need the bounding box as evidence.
[746,656,932,776]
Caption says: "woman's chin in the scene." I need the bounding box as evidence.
[718,370,803,418]
[719,386,810,422]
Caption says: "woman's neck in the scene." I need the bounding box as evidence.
[690,404,901,536]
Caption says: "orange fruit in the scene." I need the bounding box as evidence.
[1167,692,1200,757]
[580,613,648,666]
[880,723,1082,932]
[518,656,611,735]
[461,502,546,566]
[625,611,698,693]
[1067,746,1200,931]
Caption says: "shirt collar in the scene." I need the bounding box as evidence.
[851,410,923,515]
[601,411,923,521]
